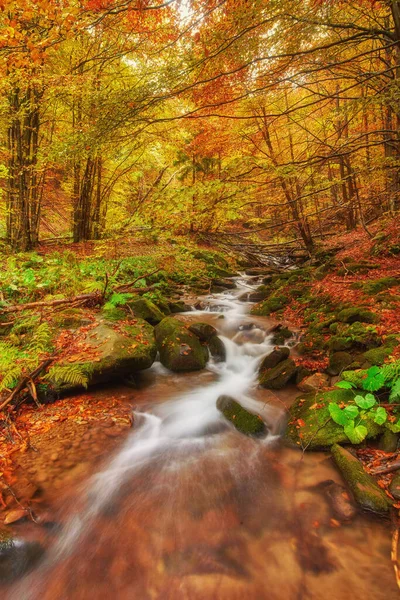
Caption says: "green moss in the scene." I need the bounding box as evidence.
[337,307,379,324]
[328,351,353,375]
[271,327,293,345]
[101,306,127,322]
[362,346,393,366]
[216,395,266,437]
[250,293,288,316]
[337,262,380,275]
[331,444,391,514]
[208,336,226,362]
[188,322,217,341]
[362,277,399,295]
[127,297,165,325]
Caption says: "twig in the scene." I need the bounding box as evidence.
[114,268,161,292]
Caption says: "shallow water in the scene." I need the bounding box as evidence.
[6,275,399,599]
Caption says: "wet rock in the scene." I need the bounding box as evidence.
[49,317,157,391]
[250,294,288,316]
[318,480,357,521]
[0,531,45,583]
[285,389,383,449]
[270,325,293,345]
[207,336,226,362]
[216,395,266,437]
[389,473,400,500]
[259,358,297,389]
[126,297,165,325]
[259,347,290,371]
[212,278,237,290]
[189,322,217,341]
[331,444,391,514]
[327,351,353,376]
[245,267,278,276]
[379,430,399,453]
[297,372,329,393]
[234,329,265,345]
[155,317,209,372]
[169,300,190,313]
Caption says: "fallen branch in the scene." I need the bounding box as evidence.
[370,460,400,476]
[114,268,161,292]
[0,293,103,314]
[0,357,55,412]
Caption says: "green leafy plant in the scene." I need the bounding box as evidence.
[46,364,90,389]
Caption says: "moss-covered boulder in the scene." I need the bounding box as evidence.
[127,297,165,325]
[216,395,266,437]
[251,293,288,316]
[212,278,237,290]
[379,430,399,453]
[337,307,378,324]
[271,326,293,345]
[259,358,297,389]
[362,346,394,366]
[285,389,383,449]
[50,318,157,391]
[389,473,400,501]
[188,322,217,341]
[327,351,353,376]
[259,347,290,371]
[331,444,391,514]
[361,276,399,295]
[154,317,209,372]
[208,335,226,362]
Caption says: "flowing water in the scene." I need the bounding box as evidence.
[6,276,399,599]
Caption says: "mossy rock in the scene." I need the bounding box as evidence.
[101,306,127,322]
[50,318,157,391]
[361,277,399,295]
[331,444,391,514]
[212,278,237,290]
[126,297,165,325]
[285,389,383,449]
[216,395,266,437]
[379,430,399,453]
[337,262,380,275]
[250,293,288,316]
[362,346,393,366]
[336,308,378,324]
[168,300,189,313]
[259,347,290,371]
[154,298,171,316]
[327,351,353,376]
[51,308,89,330]
[154,317,209,372]
[208,335,226,362]
[189,322,217,341]
[271,326,293,345]
[259,358,297,389]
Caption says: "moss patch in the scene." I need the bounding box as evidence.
[217,395,266,437]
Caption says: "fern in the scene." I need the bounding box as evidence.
[381,360,400,384]
[0,365,23,392]
[0,341,23,370]
[28,322,52,354]
[46,364,90,389]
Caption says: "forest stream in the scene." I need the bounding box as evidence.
[3,274,399,600]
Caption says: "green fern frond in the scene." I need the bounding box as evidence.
[381,360,400,384]
[29,322,52,354]
[46,364,89,389]
[0,365,23,392]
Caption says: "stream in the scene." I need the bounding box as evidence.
[5,274,399,599]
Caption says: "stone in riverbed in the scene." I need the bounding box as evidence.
[259,358,297,389]
[297,372,329,393]
[327,351,353,376]
[0,530,45,582]
[154,317,209,372]
[189,322,217,341]
[212,278,237,290]
[331,444,391,514]
[317,480,357,522]
[216,395,267,437]
[126,297,165,325]
[208,335,226,362]
[259,347,290,371]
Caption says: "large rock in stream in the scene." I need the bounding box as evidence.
[216,395,267,437]
[0,530,44,583]
[49,317,157,392]
[154,317,209,372]
[285,389,383,449]
[331,444,391,514]
[259,358,297,389]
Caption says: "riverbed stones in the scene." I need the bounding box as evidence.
[327,351,353,376]
[379,430,399,453]
[259,347,290,371]
[155,317,209,372]
[49,317,157,391]
[336,307,379,324]
[317,480,357,522]
[188,322,217,341]
[216,395,266,437]
[0,530,44,583]
[212,278,236,290]
[297,372,329,393]
[207,335,226,362]
[331,444,391,514]
[259,358,297,389]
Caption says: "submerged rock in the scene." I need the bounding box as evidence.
[216,395,266,437]
[331,444,391,514]
[155,317,209,372]
[259,358,297,389]
[0,531,45,583]
[285,389,383,449]
[318,480,357,522]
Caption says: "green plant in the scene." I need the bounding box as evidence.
[46,364,90,389]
